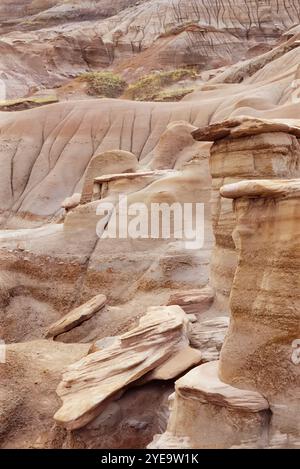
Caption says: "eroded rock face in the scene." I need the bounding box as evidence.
[150,361,270,449]
[189,316,229,362]
[54,305,192,430]
[0,101,209,228]
[0,339,172,449]
[219,179,300,438]
[2,14,300,450]
[150,121,198,170]
[193,118,300,310]
[1,1,299,98]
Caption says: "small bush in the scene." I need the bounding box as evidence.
[0,96,58,111]
[124,69,198,101]
[153,87,195,102]
[79,71,127,98]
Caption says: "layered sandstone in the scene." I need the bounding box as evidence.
[2,7,300,450]
[0,339,173,449]
[150,361,270,449]
[54,305,193,430]
[150,134,300,450]
[166,285,214,315]
[1,0,299,98]
[219,178,300,438]
[193,117,300,310]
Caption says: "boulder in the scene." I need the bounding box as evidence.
[144,346,202,381]
[46,294,107,338]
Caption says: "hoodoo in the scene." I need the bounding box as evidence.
[1,0,300,452]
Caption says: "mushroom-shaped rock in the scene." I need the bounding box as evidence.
[219,178,300,438]
[80,150,138,204]
[149,361,269,449]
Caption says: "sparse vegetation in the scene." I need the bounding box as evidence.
[153,87,195,102]
[124,69,198,101]
[0,95,58,111]
[79,71,127,98]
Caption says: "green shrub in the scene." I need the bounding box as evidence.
[79,71,127,98]
[124,69,198,101]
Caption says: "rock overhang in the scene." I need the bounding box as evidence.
[192,116,300,142]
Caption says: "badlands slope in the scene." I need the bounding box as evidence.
[1,0,300,98]
[0,2,300,450]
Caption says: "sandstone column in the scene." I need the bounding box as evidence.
[220,178,300,438]
[192,117,300,311]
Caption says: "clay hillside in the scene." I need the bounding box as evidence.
[0,0,299,450]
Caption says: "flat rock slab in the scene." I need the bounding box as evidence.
[46,294,107,338]
[146,346,202,381]
[176,361,269,412]
[54,305,189,430]
[221,178,300,199]
[94,171,156,183]
[192,116,300,142]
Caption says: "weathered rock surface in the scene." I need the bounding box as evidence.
[54,305,190,430]
[0,150,213,347]
[192,116,300,141]
[2,7,300,451]
[167,286,214,315]
[219,178,300,437]
[189,316,229,362]
[46,294,107,338]
[61,193,81,211]
[0,339,172,449]
[150,121,198,170]
[193,118,300,310]
[150,361,270,449]
[1,1,299,98]
[80,150,138,205]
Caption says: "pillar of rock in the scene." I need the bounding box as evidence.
[150,122,300,449]
[220,178,300,438]
[192,117,300,311]
[149,361,270,449]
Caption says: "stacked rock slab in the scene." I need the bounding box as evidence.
[220,179,300,443]
[192,117,300,311]
[54,305,201,430]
